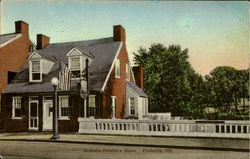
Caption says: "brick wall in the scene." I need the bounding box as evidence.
[1,93,80,132]
[0,21,31,93]
[101,25,135,119]
[0,21,31,129]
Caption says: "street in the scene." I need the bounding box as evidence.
[0,140,249,159]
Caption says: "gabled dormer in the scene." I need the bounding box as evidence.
[66,47,94,79]
[28,51,42,82]
[28,51,55,82]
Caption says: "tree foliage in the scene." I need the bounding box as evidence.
[205,66,249,112]
[134,43,248,119]
[134,44,206,117]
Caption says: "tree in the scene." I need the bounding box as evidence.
[205,66,249,112]
[236,69,249,111]
[134,43,206,117]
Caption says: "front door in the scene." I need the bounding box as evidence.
[43,100,53,130]
[29,100,39,130]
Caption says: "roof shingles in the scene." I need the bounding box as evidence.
[0,33,21,47]
[127,81,148,98]
[3,37,122,93]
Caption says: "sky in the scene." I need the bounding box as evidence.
[2,0,249,76]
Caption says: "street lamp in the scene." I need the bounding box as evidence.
[50,77,60,140]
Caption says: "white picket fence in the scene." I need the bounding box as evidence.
[78,118,250,138]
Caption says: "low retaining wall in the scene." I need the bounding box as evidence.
[78,118,249,138]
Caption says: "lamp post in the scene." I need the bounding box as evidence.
[50,77,60,140]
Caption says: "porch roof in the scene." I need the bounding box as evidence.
[126,81,148,98]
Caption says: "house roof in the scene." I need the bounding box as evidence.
[3,37,122,93]
[0,33,21,48]
[126,81,148,98]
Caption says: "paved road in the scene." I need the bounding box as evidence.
[0,133,249,159]
[0,133,248,150]
[0,140,249,159]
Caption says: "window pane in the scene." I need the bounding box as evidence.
[13,97,22,117]
[30,103,37,117]
[15,109,21,117]
[112,96,116,118]
[130,98,135,115]
[70,57,80,69]
[130,98,135,108]
[60,97,69,117]
[32,61,40,72]
[126,63,130,80]
[89,107,95,116]
[61,107,69,116]
[61,97,68,108]
[71,70,80,78]
[32,73,40,80]
[89,96,95,107]
[115,59,120,77]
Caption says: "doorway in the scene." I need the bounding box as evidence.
[29,99,39,130]
[43,99,53,131]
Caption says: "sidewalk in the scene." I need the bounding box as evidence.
[0,132,248,152]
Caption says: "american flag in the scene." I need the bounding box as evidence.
[58,61,71,91]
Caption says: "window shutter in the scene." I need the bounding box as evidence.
[86,97,89,118]
[95,95,99,118]
[21,97,24,117]
[68,96,73,117]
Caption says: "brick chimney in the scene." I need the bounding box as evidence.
[36,34,50,49]
[113,25,126,43]
[15,21,29,36]
[132,66,144,89]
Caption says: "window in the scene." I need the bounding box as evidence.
[115,58,121,78]
[144,98,148,115]
[129,98,135,116]
[142,98,148,116]
[69,57,81,78]
[111,96,117,118]
[31,60,41,81]
[126,63,130,80]
[59,96,69,118]
[12,97,22,119]
[29,45,34,53]
[89,95,96,117]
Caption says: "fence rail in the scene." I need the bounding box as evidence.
[78,118,250,138]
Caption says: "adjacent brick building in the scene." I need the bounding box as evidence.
[0,21,32,129]
[1,25,148,132]
[0,21,32,93]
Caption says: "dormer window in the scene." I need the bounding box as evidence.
[69,56,81,78]
[30,60,42,82]
[66,47,94,79]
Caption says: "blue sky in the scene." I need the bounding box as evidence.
[2,1,249,75]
